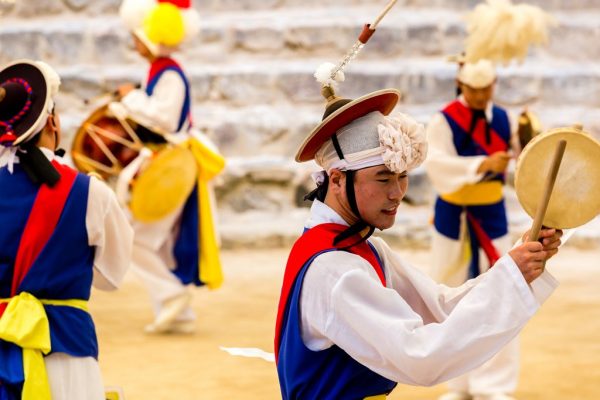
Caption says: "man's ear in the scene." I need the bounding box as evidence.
[328,169,345,193]
[48,114,57,130]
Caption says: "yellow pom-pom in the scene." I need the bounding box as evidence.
[144,3,185,47]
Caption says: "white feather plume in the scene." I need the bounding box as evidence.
[464,0,556,64]
[314,62,345,88]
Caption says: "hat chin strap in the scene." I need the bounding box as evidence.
[333,169,376,247]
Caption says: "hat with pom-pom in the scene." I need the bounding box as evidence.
[119,0,200,56]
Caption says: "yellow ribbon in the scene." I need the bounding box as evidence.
[0,292,88,400]
[440,181,503,206]
[186,136,226,289]
[364,395,387,399]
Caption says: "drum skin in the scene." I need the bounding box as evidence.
[515,127,600,229]
[71,104,146,178]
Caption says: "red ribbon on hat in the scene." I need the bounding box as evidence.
[158,0,191,8]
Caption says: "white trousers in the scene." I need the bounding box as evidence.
[431,229,519,396]
[46,353,105,400]
[130,205,195,322]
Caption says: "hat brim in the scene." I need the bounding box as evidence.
[0,60,50,145]
[295,89,401,162]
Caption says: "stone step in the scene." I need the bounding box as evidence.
[1,10,598,65]
[3,0,599,17]
[197,0,600,12]
[218,198,600,251]
[49,58,600,122]
[60,100,600,162]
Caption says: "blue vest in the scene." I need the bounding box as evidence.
[278,247,397,399]
[146,59,192,132]
[435,102,511,277]
[0,165,97,397]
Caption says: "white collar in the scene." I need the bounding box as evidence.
[305,200,349,229]
[0,145,57,173]
[458,95,494,121]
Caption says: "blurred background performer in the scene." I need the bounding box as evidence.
[0,59,132,400]
[424,1,555,399]
[114,0,224,335]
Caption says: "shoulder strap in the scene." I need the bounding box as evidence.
[274,223,386,360]
[10,162,78,296]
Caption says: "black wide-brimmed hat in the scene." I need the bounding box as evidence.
[295,88,400,163]
[0,60,51,146]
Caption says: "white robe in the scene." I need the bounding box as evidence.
[423,98,524,394]
[120,69,195,322]
[299,200,557,387]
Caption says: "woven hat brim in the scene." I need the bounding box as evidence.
[295,89,401,162]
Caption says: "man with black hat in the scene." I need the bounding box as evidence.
[274,81,562,399]
[0,59,133,399]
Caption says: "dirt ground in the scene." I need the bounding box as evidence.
[92,245,600,400]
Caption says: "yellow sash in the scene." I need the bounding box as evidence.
[0,292,88,400]
[186,136,226,289]
[364,395,387,399]
[440,181,503,206]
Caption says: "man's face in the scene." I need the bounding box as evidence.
[352,165,408,230]
[459,81,495,110]
[132,34,153,60]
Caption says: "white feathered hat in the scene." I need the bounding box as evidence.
[457,59,497,89]
[119,0,200,56]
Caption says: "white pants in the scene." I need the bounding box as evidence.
[431,229,519,396]
[130,205,195,322]
[46,353,104,400]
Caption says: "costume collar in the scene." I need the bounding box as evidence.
[306,200,349,229]
[458,95,493,121]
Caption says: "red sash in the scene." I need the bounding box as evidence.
[0,161,77,317]
[467,212,501,267]
[443,101,508,155]
[274,223,386,361]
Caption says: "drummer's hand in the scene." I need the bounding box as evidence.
[508,241,547,283]
[117,83,136,99]
[478,151,510,174]
[522,228,563,261]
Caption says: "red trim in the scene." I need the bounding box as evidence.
[147,57,181,86]
[297,91,400,162]
[158,0,191,8]
[3,162,77,310]
[443,100,508,155]
[274,223,386,361]
[466,212,500,267]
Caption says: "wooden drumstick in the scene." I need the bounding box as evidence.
[529,139,567,242]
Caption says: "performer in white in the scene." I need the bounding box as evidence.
[0,60,132,399]
[114,0,224,334]
[424,59,522,400]
[275,85,563,399]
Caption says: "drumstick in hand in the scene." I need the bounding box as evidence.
[529,140,567,242]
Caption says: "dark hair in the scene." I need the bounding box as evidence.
[304,171,329,202]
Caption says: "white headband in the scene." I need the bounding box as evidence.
[314,111,428,176]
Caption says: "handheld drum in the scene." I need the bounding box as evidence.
[514,126,600,238]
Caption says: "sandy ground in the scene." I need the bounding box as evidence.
[92,245,600,400]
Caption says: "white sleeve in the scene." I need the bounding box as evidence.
[300,239,558,386]
[121,70,186,133]
[86,177,133,291]
[424,112,487,194]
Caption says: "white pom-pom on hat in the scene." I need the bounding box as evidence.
[457,59,496,89]
[314,62,345,88]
